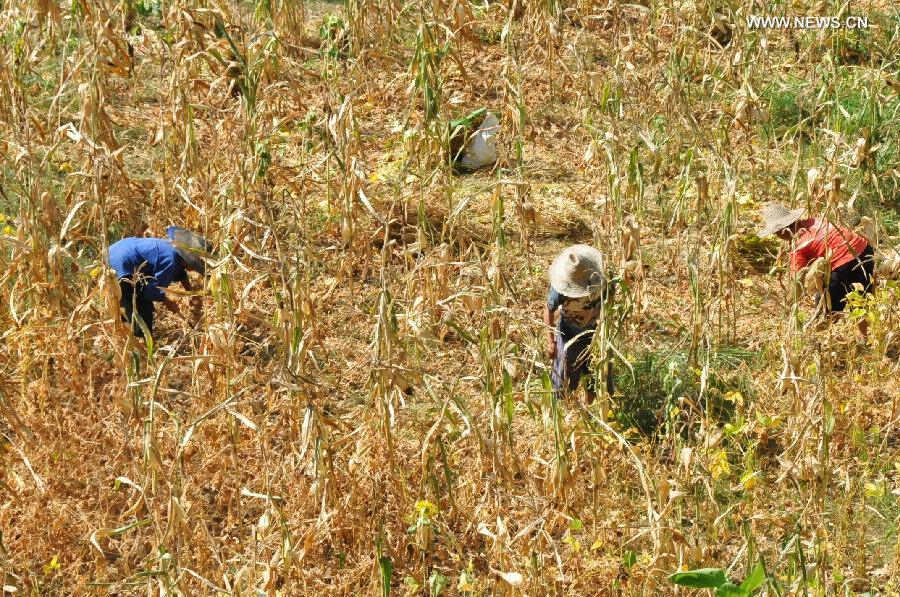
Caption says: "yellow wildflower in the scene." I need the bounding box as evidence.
[415,500,438,519]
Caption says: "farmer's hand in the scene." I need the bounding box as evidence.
[546,334,556,361]
[162,297,180,315]
[189,296,203,320]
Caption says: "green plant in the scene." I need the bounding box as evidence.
[319,14,348,58]
[133,0,161,17]
[411,20,449,125]
[447,107,486,164]
[669,563,766,596]
[612,347,755,436]
[733,234,780,272]
[760,77,815,140]
[209,16,278,115]
[846,282,899,361]
[408,499,438,551]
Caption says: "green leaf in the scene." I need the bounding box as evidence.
[449,108,487,135]
[214,15,247,67]
[623,550,637,569]
[428,571,448,596]
[715,582,747,597]
[207,47,228,67]
[668,567,728,588]
[739,563,766,593]
[378,556,393,597]
[133,314,153,356]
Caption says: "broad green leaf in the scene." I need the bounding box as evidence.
[739,563,766,592]
[668,567,728,588]
[715,582,746,597]
[449,108,487,133]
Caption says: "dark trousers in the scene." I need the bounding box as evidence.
[827,245,874,312]
[552,331,595,396]
[119,278,154,337]
[551,330,615,398]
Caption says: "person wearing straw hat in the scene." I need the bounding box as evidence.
[758,203,874,314]
[544,244,614,402]
[108,226,212,337]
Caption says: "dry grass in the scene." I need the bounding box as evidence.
[1,0,899,594]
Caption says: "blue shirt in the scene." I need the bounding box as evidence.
[108,238,187,302]
[547,287,603,341]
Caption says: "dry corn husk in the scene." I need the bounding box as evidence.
[876,248,900,278]
[807,168,821,200]
[856,216,876,246]
[800,256,827,294]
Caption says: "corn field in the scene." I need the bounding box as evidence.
[1,0,899,594]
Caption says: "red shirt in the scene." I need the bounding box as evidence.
[790,218,868,273]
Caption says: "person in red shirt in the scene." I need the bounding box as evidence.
[758,203,874,313]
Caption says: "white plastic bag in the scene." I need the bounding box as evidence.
[459,112,499,171]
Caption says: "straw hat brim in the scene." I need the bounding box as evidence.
[549,244,605,298]
[172,247,208,273]
[166,226,212,273]
[757,207,805,238]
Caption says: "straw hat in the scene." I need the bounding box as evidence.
[166,226,213,274]
[549,244,607,298]
[757,203,806,237]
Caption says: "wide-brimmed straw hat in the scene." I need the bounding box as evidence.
[549,244,607,298]
[757,203,806,237]
[166,226,213,274]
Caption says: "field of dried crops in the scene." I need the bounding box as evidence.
[1,0,899,594]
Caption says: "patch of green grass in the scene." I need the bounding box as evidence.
[733,234,780,272]
[611,346,757,437]
[822,69,900,206]
[1,18,25,48]
[832,10,900,66]
[826,71,899,141]
[877,207,900,237]
[760,76,815,140]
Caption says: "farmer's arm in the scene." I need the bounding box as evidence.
[142,279,167,302]
[138,280,178,315]
[544,304,557,360]
[790,242,812,274]
[545,288,562,360]
[148,253,184,313]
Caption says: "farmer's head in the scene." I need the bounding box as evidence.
[757,203,806,241]
[166,226,213,275]
[549,244,608,300]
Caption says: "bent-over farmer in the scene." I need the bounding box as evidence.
[758,203,874,314]
[109,226,212,337]
[543,244,614,402]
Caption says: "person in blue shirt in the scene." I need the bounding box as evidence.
[108,226,212,337]
[543,244,614,402]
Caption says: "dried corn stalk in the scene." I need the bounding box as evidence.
[621,215,643,312]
